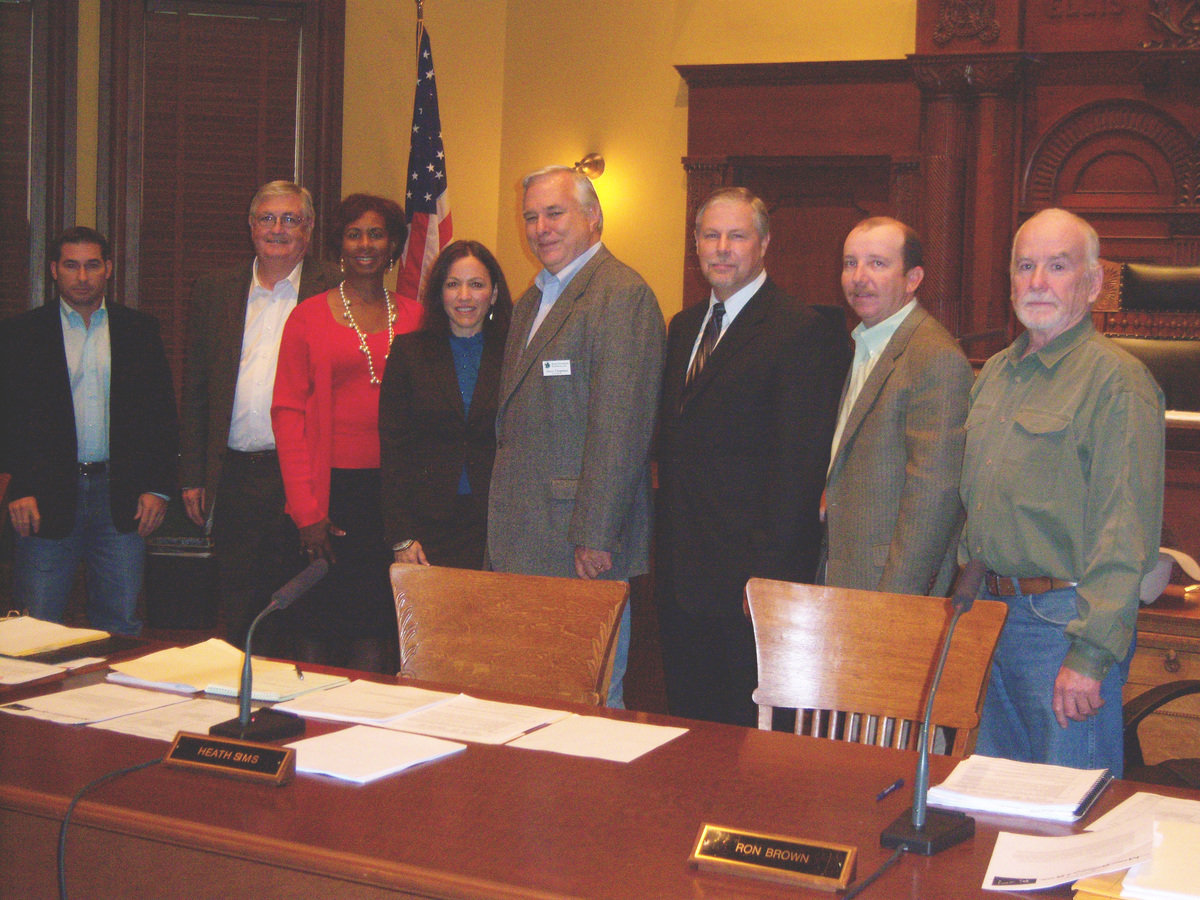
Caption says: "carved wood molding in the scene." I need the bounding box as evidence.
[1146,0,1200,49]
[932,0,1000,47]
[910,54,1021,96]
[1024,99,1195,204]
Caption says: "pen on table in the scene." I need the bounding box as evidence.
[876,778,904,802]
[294,664,304,681]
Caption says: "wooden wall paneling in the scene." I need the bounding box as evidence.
[0,0,76,320]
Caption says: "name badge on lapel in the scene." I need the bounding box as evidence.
[543,359,571,377]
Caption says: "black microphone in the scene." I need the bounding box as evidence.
[210,559,328,742]
[880,559,985,855]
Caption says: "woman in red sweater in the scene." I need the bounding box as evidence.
[272,194,422,671]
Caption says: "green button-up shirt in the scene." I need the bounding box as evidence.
[960,317,1164,680]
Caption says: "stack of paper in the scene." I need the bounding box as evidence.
[929,755,1112,821]
[286,724,465,784]
[108,638,347,700]
[0,656,66,685]
[0,683,189,724]
[0,615,109,657]
[274,680,454,723]
[1120,819,1200,900]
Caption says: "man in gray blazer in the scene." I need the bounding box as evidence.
[487,166,666,708]
[180,181,339,644]
[822,217,973,596]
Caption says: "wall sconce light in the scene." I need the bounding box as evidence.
[573,153,605,179]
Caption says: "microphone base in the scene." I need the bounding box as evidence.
[880,808,974,856]
[210,708,305,742]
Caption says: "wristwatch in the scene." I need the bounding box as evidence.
[392,539,415,553]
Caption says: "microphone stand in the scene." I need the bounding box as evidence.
[880,560,985,855]
[210,559,328,742]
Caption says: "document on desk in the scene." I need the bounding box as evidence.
[1121,819,1200,899]
[0,656,66,685]
[507,713,687,762]
[1088,791,1200,836]
[0,615,109,657]
[287,724,465,784]
[928,754,1111,821]
[89,698,239,742]
[982,818,1151,891]
[273,680,455,724]
[380,694,571,744]
[0,682,190,724]
[107,638,347,700]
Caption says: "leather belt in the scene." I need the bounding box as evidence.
[78,461,107,476]
[985,571,1077,597]
[227,449,278,463]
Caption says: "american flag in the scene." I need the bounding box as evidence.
[396,23,452,303]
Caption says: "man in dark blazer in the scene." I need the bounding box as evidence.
[488,166,666,708]
[656,187,849,726]
[180,181,339,644]
[822,217,973,596]
[1,227,177,634]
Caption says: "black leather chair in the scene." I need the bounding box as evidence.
[1123,679,1200,787]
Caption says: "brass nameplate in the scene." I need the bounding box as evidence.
[689,823,856,892]
[164,731,295,785]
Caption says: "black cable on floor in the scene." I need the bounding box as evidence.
[843,845,905,899]
[58,757,163,900]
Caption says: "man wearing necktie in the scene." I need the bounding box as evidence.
[1,227,177,634]
[655,187,849,726]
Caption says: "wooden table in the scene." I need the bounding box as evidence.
[2,666,1197,900]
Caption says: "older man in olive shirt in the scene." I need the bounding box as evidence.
[960,208,1164,776]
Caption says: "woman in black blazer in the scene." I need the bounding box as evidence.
[379,241,512,569]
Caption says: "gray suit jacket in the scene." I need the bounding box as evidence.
[180,257,339,499]
[487,245,666,581]
[823,303,973,595]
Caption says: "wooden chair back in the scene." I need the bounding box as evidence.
[390,563,628,707]
[745,578,1008,756]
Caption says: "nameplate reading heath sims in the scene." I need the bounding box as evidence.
[164,732,295,785]
[689,823,856,891]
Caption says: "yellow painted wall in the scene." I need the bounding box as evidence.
[347,0,916,316]
[75,0,915,316]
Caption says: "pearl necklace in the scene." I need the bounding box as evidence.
[339,281,396,385]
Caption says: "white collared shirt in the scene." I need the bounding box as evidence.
[526,241,604,347]
[60,298,110,463]
[227,258,304,452]
[828,298,918,471]
[686,269,767,370]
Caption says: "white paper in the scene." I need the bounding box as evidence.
[0,682,190,724]
[287,724,465,783]
[982,820,1152,891]
[1121,819,1200,900]
[929,754,1110,820]
[380,694,571,744]
[0,656,66,685]
[274,680,454,724]
[507,713,687,762]
[1088,792,1200,836]
[89,698,241,742]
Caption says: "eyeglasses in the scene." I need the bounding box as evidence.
[254,213,308,230]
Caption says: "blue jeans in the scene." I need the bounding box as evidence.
[14,473,145,635]
[977,585,1130,776]
[606,601,632,708]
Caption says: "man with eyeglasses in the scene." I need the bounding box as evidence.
[180,181,339,645]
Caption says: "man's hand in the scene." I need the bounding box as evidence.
[574,546,612,580]
[1052,665,1104,728]
[8,496,41,537]
[135,494,168,537]
[299,517,345,564]
[182,487,208,528]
